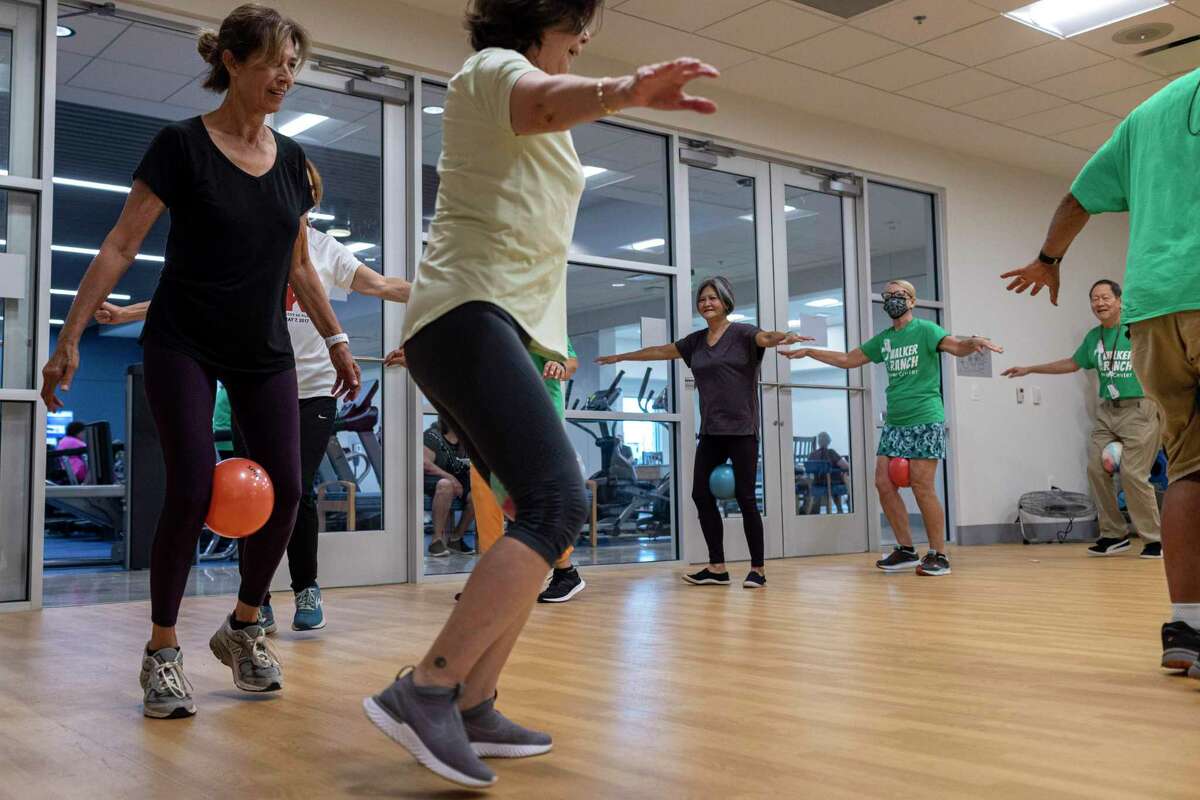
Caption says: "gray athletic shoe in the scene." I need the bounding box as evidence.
[208,617,283,692]
[462,695,552,758]
[140,647,196,719]
[363,668,496,788]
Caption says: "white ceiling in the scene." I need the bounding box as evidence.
[399,0,1200,176]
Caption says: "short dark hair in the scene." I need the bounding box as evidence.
[197,3,310,93]
[66,421,86,437]
[1090,279,1122,298]
[695,276,735,315]
[465,0,604,53]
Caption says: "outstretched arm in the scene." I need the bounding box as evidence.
[1001,357,1080,378]
[938,336,1004,358]
[351,265,410,303]
[1000,193,1091,306]
[779,347,871,370]
[596,343,681,365]
[756,330,813,348]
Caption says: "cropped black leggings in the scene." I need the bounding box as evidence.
[143,340,302,627]
[692,434,764,568]
[404,302,587,565]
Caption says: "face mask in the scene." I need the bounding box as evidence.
[883,295,910,319]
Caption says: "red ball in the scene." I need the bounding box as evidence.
[887,457,911,488]
[206,458,275,538]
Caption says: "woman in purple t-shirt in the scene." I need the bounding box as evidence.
[597,276,807,589]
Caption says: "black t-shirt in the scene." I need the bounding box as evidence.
[134,116,313,374]
[423,426,470,479]
[675,322,765,436]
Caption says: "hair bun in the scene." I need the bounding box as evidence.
[197,30,220,63]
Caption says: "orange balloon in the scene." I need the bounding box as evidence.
[206,458,275,538]
[887,457,911,488]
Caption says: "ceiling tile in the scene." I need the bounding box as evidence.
[969,0,1028,10]
[56,51,92,85]
[67,58,194,102]
[589,12,757,70]
[57,14,130,57]
[774,26,905,72]
[699,2,839,52]
[100,25,207,77]
[1053,120,1121,150]
[849,0,997,46]
[838,49,963,91]
[899,67,1017,107]
[954,86,1067,121]
[979,40,1111,84]
[1037,59,1161,101]
[1007,103,1117,136]
[613,0,761,32]
[1069,5,1200,60]
[920,16,1055,65]
[1081,78,1172,116]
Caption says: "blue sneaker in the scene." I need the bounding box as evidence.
[293,585,326,631]
[258,603,278,635]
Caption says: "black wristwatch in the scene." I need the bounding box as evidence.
[1037,250,1063,266]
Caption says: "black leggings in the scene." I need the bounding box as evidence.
[692,434,764,568]
[404,302,587,565]
[143,341,302,627]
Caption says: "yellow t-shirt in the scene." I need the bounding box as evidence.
[402,48,584,360]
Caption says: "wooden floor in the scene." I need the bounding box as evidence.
[3,544,1200,799]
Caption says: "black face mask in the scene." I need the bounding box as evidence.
[883,295,910,319]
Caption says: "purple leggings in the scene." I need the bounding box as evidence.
[143,341,302,627]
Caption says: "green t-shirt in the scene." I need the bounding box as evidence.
[861,318,948,426]
[212,384,233,454]
[1070,68,1200,325]
[1071,324,1144,400]
[529,339,576,418]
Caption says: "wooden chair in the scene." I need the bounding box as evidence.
[316,480,357,532]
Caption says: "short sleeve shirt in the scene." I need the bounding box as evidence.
[675,323,765,436]
[135,117,313,374]
[1072,324,1144,400]
[287,228,360,399]
[861,318,948,426]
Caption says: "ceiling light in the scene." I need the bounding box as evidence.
[327,227,351,239]
[1005,0,1168,39]
[422,105,444,115]
[53,177,131,194]
[788,319,804,328]
[50,318,65,326]
[344,242,375,253]
[626,238,666,252]
[805,297,843,308]
[56,25,74,38]
[583,165,608,178]
[50,288,132,300]
[309,211,335,222]
[729,313,748,322]
[611,282,626,288]
[277,113,329,137]
[52,244,164,263]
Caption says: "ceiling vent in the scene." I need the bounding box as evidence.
[1135,33,1200,75]
[786,0,897,19]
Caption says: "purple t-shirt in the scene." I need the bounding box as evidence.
[675,322,764,436]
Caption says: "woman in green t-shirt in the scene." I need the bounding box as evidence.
[781,279,1002,577]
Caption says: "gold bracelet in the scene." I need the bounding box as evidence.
[596,80,618,115]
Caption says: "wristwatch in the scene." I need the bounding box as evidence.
[1037,250,1063,266]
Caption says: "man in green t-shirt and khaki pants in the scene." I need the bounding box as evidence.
[1002,69,1200,678]
[1003,279,1162,558]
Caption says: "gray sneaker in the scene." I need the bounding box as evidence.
[208,617,283,692]
[140,647,196,719]
[462,695,552,758]
[363,668,496,789]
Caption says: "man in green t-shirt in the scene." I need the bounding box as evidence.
[1003,279,1162,559]
[1002,69,1200,677]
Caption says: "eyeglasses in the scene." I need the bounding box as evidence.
[881,291,912,301]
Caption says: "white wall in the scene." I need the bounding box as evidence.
[127,0,1129,529]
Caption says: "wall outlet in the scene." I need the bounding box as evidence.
[1016,387,1025,404]
[1032,386,1042,405]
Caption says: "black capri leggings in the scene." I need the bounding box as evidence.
[404,302,587,565]
[692,434,764,568]
[143,340,302,627]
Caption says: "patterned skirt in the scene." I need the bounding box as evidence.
[876,421,947,460]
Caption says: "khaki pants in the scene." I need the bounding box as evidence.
[1087,398,1162,541]
[1130,311,1200,484]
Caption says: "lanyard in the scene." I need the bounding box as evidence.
[1097,326,1120,379]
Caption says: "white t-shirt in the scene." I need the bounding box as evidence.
[401,48,584,361]
[287,227,360,399]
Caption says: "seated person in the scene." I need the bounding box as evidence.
[810,431,850,476]
[423,415,475,557]
[55,421,89,483]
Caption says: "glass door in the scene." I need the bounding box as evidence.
[768,167,871,556]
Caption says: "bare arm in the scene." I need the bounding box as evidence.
[350,265,410,303]
[1000,193,1092,306]
[756,330,813,348]
[938,336,1005,358]
[510,59,718,136]
[95,300,150,325]
[596,343,681,365]
[779,347,872,370]
[289,221,361,399]
[41,180,165,409]
[422,446,457,482]
[1001,357,1080,378]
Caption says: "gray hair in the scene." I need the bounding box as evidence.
[695,276,735,315]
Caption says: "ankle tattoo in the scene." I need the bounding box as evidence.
[433,656,447,669]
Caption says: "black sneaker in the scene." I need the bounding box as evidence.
[428,540,448,557]
[1139,542,1163,559]
[916,551,951,577]
[875,546,920,572]
[538,567,586,603]
[448,538,474,555]
[1161,621,1200,671]
[682,568,730,585]
[1087,537,1131,557]
[742,571,766,589]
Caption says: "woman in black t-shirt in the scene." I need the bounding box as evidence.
[40,4,359,721]
[597,276,808,589]
[423,416,476,556]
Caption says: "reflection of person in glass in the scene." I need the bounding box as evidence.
[806,431,850,513]
[424,415,476,557]
[364,0,719,789]
[597,276,807,589]
[39,5,361,720]
[781,279,1002,577]
[96,159,409,634]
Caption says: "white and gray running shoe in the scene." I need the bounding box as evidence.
[208,617,282,692]
[140,647,196,719]
[462,695,553,758]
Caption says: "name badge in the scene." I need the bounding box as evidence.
[1107,383,1120,400]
